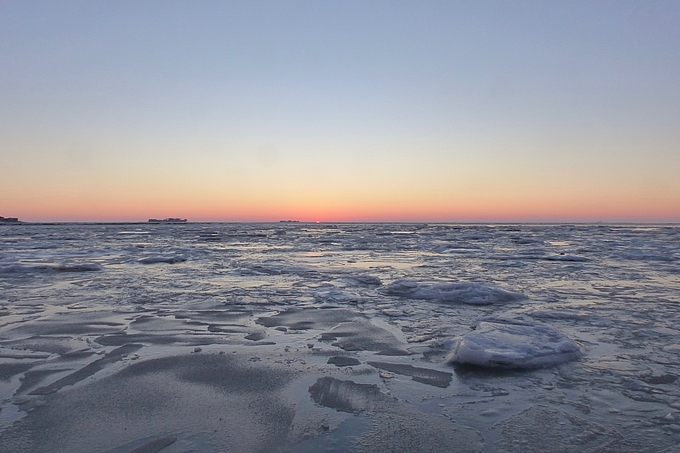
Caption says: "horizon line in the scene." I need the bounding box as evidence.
[3,220,680,226]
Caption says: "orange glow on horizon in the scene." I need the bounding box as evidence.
[7,196,680,224]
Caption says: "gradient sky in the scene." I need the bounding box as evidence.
[2,1,679,222]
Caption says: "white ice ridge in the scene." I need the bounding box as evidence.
[447,317,581,369]
[382,279,525,305]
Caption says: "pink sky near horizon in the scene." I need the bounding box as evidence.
[5,183,678,223]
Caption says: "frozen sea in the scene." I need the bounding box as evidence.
[1,222,679,452]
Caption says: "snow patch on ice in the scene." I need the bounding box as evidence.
[447,317,581,369]
[383,280,525,305]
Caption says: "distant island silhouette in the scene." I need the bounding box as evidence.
[148,218,187,223]
[0,216,19,223]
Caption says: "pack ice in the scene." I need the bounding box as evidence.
[447,317,581,369]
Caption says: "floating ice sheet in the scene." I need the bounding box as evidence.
[447,317,581,369]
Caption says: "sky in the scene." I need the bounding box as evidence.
[1,1,679,222]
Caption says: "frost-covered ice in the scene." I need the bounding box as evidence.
[447,317,581,369]
[1,222,679,452]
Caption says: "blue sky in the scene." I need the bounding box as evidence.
[2,1,679,221]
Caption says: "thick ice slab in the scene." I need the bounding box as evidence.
[447,318,581,369]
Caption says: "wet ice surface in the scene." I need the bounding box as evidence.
[1,223,679,452]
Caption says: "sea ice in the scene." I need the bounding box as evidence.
[447,317,581,369]
[382,279,525,305]
[2,223,679,452]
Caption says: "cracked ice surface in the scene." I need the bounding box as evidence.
[0,223,679,452]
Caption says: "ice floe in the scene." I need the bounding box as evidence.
[447,317,581,369]
[382,279,525,305]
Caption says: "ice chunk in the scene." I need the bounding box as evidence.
[543,254,590,262]
[138,255,187,264]
[447,318,581,369]
[367,361,452,388]
[383,279,525,305]
[0,263,102,273]
[0,264,43,274]
[382,279,420,297]
[327,356,361,367]
[315,287,358,303]
[346,275,382,286]
[53,263,103,272]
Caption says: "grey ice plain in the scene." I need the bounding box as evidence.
[1,222,679,452]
